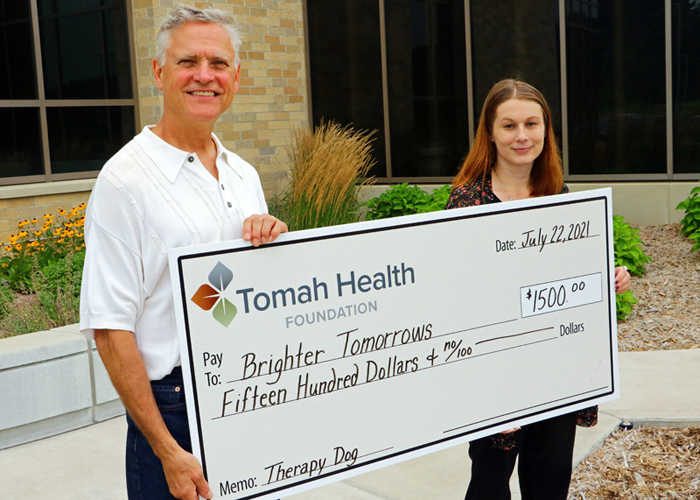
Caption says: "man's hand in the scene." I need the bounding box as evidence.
[243,214,288,247]
[161,446,213,500]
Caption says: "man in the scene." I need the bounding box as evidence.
[79,5,287,500]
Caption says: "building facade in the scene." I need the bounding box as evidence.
[1,0,699,243]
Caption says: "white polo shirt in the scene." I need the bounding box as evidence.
[79,127,268,380]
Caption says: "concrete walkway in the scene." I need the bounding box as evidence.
[1,349,698,500]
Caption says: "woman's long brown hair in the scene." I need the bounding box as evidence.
[452,79,563,197]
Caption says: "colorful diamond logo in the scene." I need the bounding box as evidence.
[191,262,237,327]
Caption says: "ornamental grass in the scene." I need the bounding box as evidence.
[279,121,376,231]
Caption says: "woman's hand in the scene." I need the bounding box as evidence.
[615,266,631,294]
[499,427,521,434]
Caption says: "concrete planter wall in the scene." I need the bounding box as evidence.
[0,324,124,450]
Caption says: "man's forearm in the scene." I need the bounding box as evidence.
[94,329,178,458]
[94,329,211,499]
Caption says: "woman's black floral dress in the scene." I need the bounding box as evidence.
[446,175,597,450]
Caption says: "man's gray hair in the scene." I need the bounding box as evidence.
[155,4,242,67]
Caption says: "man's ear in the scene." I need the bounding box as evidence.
[233,63,241,94]
[153,58,164,91]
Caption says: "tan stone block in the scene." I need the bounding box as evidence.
[17,207,50,224]
[289,95,304,103]
[61,192,91,205]
[216,123,234,132]
[261,16,280,26]
[222,132,242,141]
[268,120,287,130]
[233,122,254,132]
[270,137,290,147]
[238,148,259,159]
[251,42,270,52]
[247,86,266,95]
[134,0,155,9]
[280,19,294,28]
[6,197,36,209]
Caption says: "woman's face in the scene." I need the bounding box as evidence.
[490,98,545,172]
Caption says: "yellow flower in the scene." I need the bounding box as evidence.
[57,238,64,243]
[2,263,7,268]
[34,230,42,236]
[4,246,10,252]
[31,218,38,223]
[15,244,21,251]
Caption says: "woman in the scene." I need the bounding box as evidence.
[446,79,631,500]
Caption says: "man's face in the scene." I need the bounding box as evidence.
[154,22,240,127]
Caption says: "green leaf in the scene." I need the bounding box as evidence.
[213,298,237,327]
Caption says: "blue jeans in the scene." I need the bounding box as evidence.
[125,367,192,500]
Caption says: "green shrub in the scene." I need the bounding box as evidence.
[676,185,700,253]
[0,283,13,320]
[1,204,86,293]
[364,184,451,220]
[0,254,82,338]
[616,290,638,322]
[612,215,652,276]
[612,215,651,322]
[364,183,429,220]
[417,185,452,214]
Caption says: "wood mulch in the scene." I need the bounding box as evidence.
[570,427,700,499]
[617,223,700,352]
[570,223,700,499]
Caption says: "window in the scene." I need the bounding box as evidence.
[0,0,136,185]
[565,0,667,175]
[471,0,562,145]
[672,0,700,174]
[306,0,700,182]
[306,0,469,181]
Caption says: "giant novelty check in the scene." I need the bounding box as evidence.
[169,188,619,500]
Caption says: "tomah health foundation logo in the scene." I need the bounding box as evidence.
[190,262,237,327]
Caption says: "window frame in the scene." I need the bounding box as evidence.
[0,0,139,187]
[304,0,696,183]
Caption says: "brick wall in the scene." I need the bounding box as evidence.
[0,191,92,245]
[132,0,309,198]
